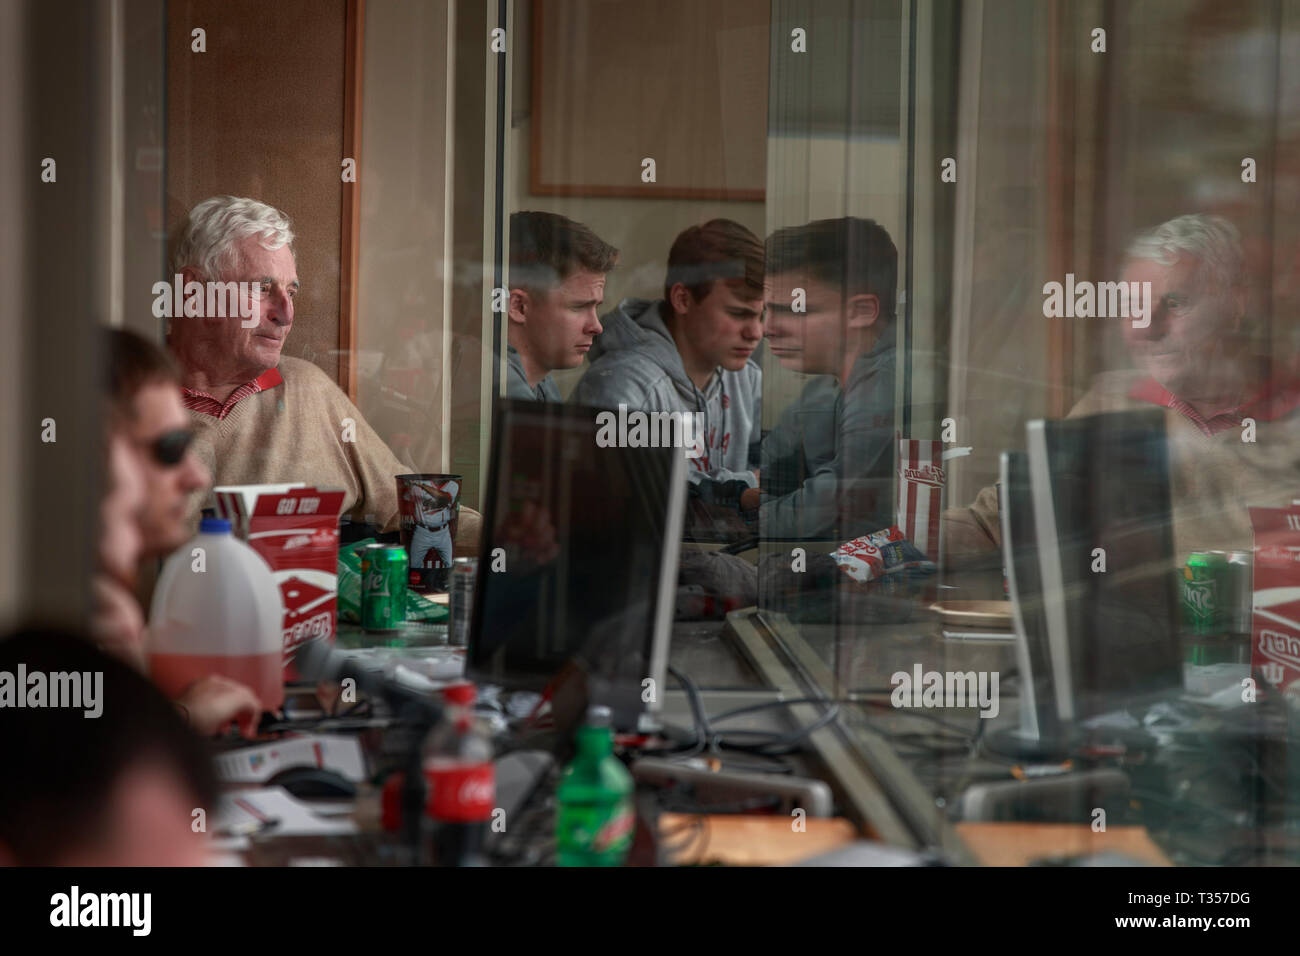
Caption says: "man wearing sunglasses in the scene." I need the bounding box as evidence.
[108,332,211,559]
[101,329,262,737]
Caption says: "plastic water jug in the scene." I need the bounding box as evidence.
[148,517,285,711]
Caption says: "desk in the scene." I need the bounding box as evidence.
[735,581,1300,867]
[954,823,1172,866]
[230,616,834,865]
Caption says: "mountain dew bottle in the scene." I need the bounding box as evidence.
[556,706,635,866]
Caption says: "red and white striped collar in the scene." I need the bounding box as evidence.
[1127,373,1300,437]
[182,366,284,420]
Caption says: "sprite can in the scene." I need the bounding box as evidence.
[1182,551,1226,636]
[361,544,408,632]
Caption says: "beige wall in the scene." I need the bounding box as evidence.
[514,0,909,426]
[510,0,766,398]
[166,0,347,384]
[356,0,454,473]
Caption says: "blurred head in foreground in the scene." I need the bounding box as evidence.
[0,628,218,866]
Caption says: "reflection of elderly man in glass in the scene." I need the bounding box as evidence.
[1119,215,1252,421]
[947,214,1300,562]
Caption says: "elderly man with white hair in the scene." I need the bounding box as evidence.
[168,195,478,545]
[945,213,1300,562]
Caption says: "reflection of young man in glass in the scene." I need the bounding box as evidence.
[945,213,1300,563]
[505,211,619,402]
[408,478,459,572]
[746,218,899,540]
[572,220,764,503]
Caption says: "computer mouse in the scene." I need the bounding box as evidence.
[267,766,358,800]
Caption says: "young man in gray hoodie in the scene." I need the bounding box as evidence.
[744,217,899,541]
[571,219,765,501]
[505,211,619,401]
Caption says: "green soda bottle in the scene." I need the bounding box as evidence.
[556,705,635,866]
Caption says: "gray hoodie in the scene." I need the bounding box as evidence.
[505,344,561,402]
[571,298,761,486]
[759,334,897,540]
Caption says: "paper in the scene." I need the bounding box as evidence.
[214,733,367,785]
[215,787,358,837]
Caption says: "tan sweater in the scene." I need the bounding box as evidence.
[187,356,479,551]
[944,369,1300,566]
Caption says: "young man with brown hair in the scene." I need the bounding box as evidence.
[572,219,765,497]
[506,210,620,401]
[751,217,899,540]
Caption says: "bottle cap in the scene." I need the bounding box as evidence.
[199,517,231,534]
[586,705,612,727]
[442,682,476,706]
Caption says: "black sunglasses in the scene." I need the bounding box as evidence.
[142,429,195,467]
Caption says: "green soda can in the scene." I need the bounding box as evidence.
[361,544,408,632]
[1182,551,1227,638]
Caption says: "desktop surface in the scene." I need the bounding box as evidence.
[758,573,1300,867]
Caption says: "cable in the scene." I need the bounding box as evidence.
[663,667,844,760]
[666,664,714,759]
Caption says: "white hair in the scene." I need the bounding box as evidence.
[169,195,295,279]
[1125,213,1244,296]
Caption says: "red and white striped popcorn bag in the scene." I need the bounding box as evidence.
[895,435,947,561]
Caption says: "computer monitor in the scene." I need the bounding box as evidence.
[1025,409,1183,725]
[994,449,1063,757]
[465,399,686,733]
[991,411,1183,758]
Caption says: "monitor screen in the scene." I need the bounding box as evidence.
[1027,409,1183,723]
[466,399,685,731]
[1000,449,1058,744]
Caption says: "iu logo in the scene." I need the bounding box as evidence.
[1262,661,1286,686]
[901,464,946,489]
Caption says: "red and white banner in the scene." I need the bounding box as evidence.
[896,436,946,561]
[215,485,346,681]
[1250,506,1300,693]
